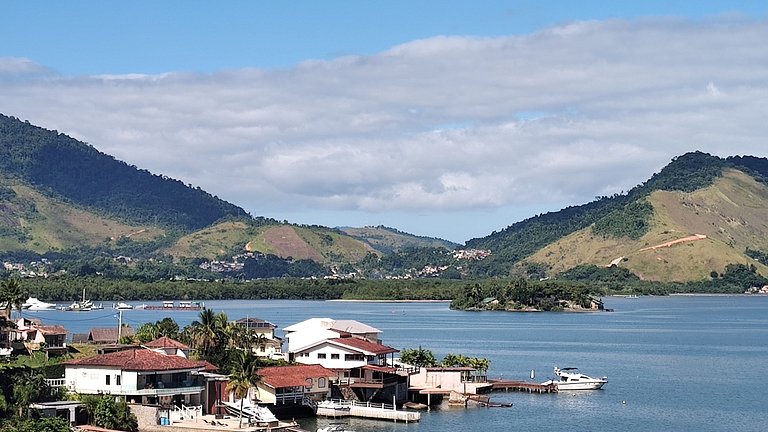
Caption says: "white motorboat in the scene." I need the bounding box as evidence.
[114,302,134,310]
[541,367,608,390]
[21,297,57,311]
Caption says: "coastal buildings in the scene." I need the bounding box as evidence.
[233,317,284,359]
[62,339,219,409]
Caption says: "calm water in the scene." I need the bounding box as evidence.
[23,295,768,431]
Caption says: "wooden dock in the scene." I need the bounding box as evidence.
[488,380,558,393]
[316,400,420,423]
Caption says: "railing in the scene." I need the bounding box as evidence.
[45,378,66,388]
[170,404,201,421]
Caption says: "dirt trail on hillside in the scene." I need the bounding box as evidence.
[638,234,707,252]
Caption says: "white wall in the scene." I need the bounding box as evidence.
[294,342,367,370]
[66,366,138,394]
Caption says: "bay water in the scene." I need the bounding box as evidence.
[25,295,768,431]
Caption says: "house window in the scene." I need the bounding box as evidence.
[260,346,266,352]
[317,353,326,359]
[345,354,364,361]
[300,352,310,357]
[331,354,339,360]
[318,377,326,388]
[116,375,121,386]
[105,375,111,386]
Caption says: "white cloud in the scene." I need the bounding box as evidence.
[1,17,768,241]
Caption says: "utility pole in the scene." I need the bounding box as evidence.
[118,309,123,341]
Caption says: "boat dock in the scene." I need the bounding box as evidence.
[488,379,558,393]
[316,400,420,423]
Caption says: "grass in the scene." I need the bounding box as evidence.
[526,169,768,282]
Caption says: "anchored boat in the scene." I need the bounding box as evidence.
[541,367,608,390]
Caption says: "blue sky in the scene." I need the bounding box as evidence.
[3,1,768,242]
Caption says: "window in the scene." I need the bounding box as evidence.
[105,375,111,385]
[331,354,339,360]
[317,353,326,359]
[345,354,364,361]
[318,377,326,388]
[260,346,266,352]
[116,375,121,386]
[299,352,310,357]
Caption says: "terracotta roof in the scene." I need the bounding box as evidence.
[194,360,219,372]
[35,325,68,335]
[360,364,397,373]
[88,327,134,343]
[258,364,335,389]
[330,337,399,355]
[63,348,206,371]
[145,336,188,349]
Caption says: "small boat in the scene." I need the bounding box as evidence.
[22,297,57,311]
[541,367,608,390]
[114,302,134,310]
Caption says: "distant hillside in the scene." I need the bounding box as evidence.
[466,152,768,281]
[339,225,459,254]
[0,180,165,253]
[526,169,768,281]
[0,114,249,231]
[166,222,377,264]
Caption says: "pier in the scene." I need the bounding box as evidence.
[489,379,558,393]
[315,400,420,423]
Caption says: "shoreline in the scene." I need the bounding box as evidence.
[328,299,452,303]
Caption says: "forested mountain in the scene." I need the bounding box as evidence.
[465,152,768,281]
[0,114,249,231]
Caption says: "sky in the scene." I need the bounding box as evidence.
[2,1,768,243]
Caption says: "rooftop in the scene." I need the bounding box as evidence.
[64,348,207,372]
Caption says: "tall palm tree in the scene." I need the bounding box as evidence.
[0,278,25,320]
[189,308,220,359]
[227,350,262,428]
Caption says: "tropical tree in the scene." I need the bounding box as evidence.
[189,308,221,358]
[399,346,437,367]
[0,278,25,319]
[84,396,138,432]
[227,350,262,428]
[12,371,48,417]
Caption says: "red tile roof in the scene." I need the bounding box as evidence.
[35,325,68,335]
[63,349,206,371]
[145,336,189,349]
[258,364,335,389]
[330,337,399,355]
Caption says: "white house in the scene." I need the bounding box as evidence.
[63,347,215,407]
[283,318,381,354]
[292,335,399,370]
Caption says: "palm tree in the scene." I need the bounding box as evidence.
[0,278,25,320]
[227,350,262,428]
[189,308,220,359]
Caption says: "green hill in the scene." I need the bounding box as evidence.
[466,152,768,281]
[0,114,249,231]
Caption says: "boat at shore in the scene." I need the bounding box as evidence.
[63,288,103,311]
[113,302,134,310]
[22,297,57,311]
[541,367,608,390]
